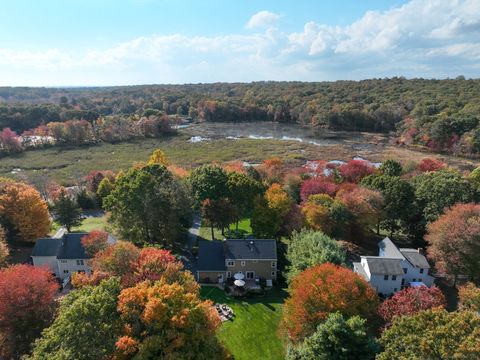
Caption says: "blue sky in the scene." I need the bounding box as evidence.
[0,0,479,86]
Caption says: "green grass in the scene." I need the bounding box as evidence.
[0,134,316,185]
[199,218,252,240]
[49,213,110,235]
[200,286,287,360]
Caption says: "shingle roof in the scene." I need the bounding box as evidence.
[197,240,226,271]
[378,237,404,259]
[224,239,277,260]
[400,249,430,269]
[32,233,89,259]
[57,233,89,259]
[364,256,404,275]
[31,238,62,257]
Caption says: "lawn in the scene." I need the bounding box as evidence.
[49,212,110,236]
[199,218,252,241]
[200,286,287,360]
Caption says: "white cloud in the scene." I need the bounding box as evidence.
[246,10,280,29]
[0,0,479,85]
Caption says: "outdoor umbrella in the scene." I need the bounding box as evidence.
[234,279,245,287]
[233,272,245,280]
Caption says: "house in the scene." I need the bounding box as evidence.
[196,239,277,284]
[353,237,434,296]
[31,231,115,280]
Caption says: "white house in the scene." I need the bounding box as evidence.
[31,231,115,280]
[353,237,434,297]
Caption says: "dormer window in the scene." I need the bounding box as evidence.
[226,260,235,267]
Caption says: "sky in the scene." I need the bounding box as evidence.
[0,0,479,86]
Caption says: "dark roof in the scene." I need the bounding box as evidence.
[32,233,89,259]
[364,257,404,275]
[31,238,62,257]
[224,239,277,260]
[58,233,89,259]
[400,249,430,269]
[378,237,404,258]
[197,240,226,271]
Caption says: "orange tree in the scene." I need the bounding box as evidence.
[115,280,229,359]
[281,263,379,343]
[0,182,50,242]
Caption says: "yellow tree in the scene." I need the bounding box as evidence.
[147,149,169,166]
[0,183,50,242]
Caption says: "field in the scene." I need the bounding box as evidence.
[1,125,479,185]
[200,286,286,360]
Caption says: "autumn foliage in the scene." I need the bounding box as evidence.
[378,286,446,327]
[417,158,446,172]
[300,178,337,202]
[115,281,226,359]
[81,230,109,257]
[425,203,480,282]
[338,160,375,183]
[0,182,50,242]
[281,263,379,343]
[0,264,58,358]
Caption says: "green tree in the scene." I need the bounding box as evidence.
[287,313,379,360]
[378,310,480,360]
[201,198,236,240]
[251,195,282,238]
[30,278,122,360]
[379,160,403,176]
[227,171,263,233]
[189,165,230,206]
[413,169,478,222]
[52,190,82,232]
[286,230,346,281]
[103,164,192,245]
[96,177,114,207]
[361,175,418,236]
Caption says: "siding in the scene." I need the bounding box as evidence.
[32,256,59,277]
[225,259,277,280]
[197,271,226,283]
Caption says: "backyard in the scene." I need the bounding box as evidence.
[199,218,252,241]
[200,286,287,360]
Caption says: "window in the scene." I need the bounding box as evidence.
[401,279,405,285]
[63,270,69,274]
[226,260,235,267]
[76,260,84,266]
[412,278,416,282]
[271,271,276,277]
[241,261,246,267]
[226,271,231,278]
[403,268,407,274]
[384,275,389,280]
[271,261,276,268]
[246,271,254,279]
[61,260,67,263]
[392,275,397,281]
[419,268,424,274]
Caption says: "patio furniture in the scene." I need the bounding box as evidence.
[234,272,245,280]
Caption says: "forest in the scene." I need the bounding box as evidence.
[1,77,480,156]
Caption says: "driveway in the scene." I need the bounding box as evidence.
[183,213,201,275]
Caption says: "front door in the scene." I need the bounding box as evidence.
[246,271,254,280]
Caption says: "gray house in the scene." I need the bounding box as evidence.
[31,231,115,280]
[197,239,277,284]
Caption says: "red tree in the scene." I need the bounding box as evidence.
[417,158,446,172]
[85,170,116,193]
[281,263,379,343]
[379,286,446,327]
[0,264,58,358]
[425,203,480,284]
[339,160,375,183]
[81,230,109,257]
[300,177,337,202]
[0,128,23,153]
